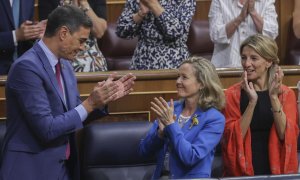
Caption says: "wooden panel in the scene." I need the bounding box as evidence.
[106,3,124,23]
[193,0,211,21]
[0,100,5,120]
[0,66,299,121]
[34,0,39,21]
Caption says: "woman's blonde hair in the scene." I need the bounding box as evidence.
[180,56,225,110]
[240,34,280,87]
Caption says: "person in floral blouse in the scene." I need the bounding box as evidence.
[116,0,195,70]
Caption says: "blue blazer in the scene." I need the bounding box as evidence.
[139,100,225,179]
[0,0,35,74]
[0,43,92,180]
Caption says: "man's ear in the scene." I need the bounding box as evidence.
[59,26,69,41]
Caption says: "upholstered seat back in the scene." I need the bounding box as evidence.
[81,121,156,180]
[98,23,138,70]
[187,20,214,60]
[211,143,223,178]
[285,18,300,65]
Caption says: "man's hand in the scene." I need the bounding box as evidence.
[82,80,119,113]
[37,20,47,38]
[105,72,136,101]
[16,20,44,41]
[82,73,136,113]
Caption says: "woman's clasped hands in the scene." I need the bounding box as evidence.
[151,97,175,138]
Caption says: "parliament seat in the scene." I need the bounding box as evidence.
[187,20,214,60]
[80,120,156,180]
[285,18,300,65]
[211,143,223,178]
[98,23,138,70]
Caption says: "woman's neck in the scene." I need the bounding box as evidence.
[252,76,269,91]
[182,98,198,116]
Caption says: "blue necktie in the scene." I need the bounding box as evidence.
[12,0,20,28]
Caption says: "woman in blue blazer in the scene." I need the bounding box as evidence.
[139,57,225,179]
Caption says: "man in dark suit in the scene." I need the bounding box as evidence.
[0,0,46,75]
[0,5,135,180]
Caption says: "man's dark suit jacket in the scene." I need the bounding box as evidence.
[0,0,35,75]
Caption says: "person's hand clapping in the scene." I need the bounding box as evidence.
[104,72,136,101]
[82,79,118,113]
[151,97,175,126]
[269,65,283,98]
[239,0,249,20]
[248,0,255,14]
[37,20,47,38]
[241,71,258,104]
[16,20,44,41]
[139,0,150,15]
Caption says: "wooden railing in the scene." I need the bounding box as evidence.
[0,66,299,121]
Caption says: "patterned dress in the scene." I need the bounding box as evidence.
[72,35,107,72]
[116,0,196,70]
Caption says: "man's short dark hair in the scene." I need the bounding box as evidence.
[44,5,93,37]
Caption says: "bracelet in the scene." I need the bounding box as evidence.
[137,10,146,18]
[271,106,282,113]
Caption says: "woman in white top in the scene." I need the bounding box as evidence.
[208,0,278,68]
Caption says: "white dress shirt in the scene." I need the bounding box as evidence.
[208,0,278,68]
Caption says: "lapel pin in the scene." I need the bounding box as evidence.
[189,114,199,129]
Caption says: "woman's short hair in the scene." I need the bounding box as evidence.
[180,56,225,111]
[240,34,279,86]
[44,5,93,37]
